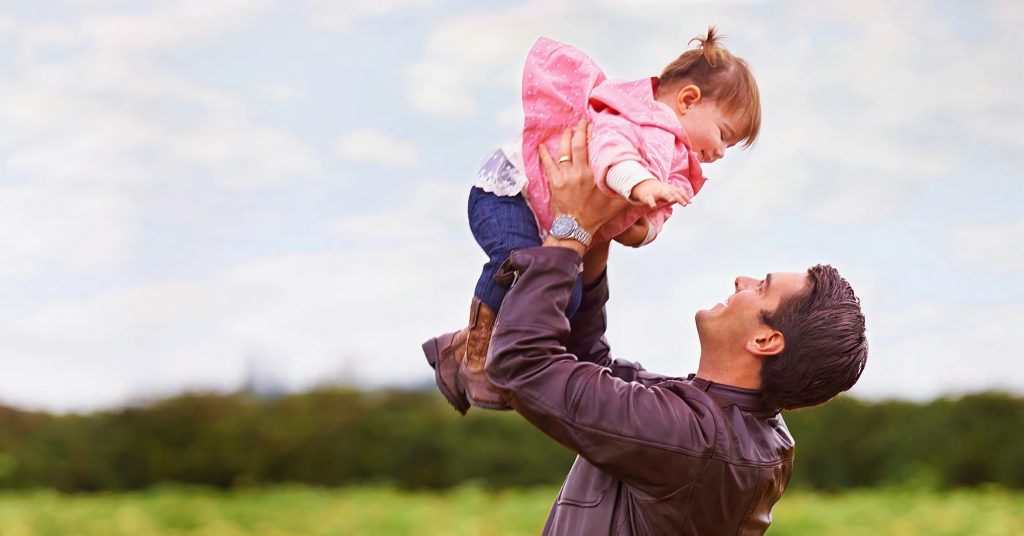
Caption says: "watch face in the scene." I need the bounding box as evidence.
[551,216,575,238]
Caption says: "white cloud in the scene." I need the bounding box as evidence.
[164,119,322,188]
[864,302,1024,400]
[0,4,323,278]
[0,15,14,35]
[406,0,579,118]
[0,180,480,411]
[334,128,421,167]
[255,83,300,102]
[0,183,138,279]
[330,178,467,240]
[495,105,523,128]
[80,0,274,50]
[0,44,321,188]
[0,278,250,410]
[309,0,437,32]
[954,221,1024,272]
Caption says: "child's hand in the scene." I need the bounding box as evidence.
[630,179,690,209]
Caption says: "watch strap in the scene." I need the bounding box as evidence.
[571,224,593,248]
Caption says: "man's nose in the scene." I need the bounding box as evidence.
[735,276,756,291]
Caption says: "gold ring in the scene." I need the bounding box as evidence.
[557,155,571,164]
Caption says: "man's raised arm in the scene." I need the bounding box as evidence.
[481,122,710,498]
[564,241,614,367]
[568,242,667,385]
[484,245,713,498]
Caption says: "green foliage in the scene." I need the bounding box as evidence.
[782,393,1024,490]
[772,487,1024,536]
[0,389,574,492]
[0,389,1021,492]
[0,486,1020,535]
[0,485,554,536]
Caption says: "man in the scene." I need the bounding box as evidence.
[426,123,867,534]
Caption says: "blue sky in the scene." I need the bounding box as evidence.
[0,0,1021,411]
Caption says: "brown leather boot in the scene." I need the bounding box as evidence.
[423,327,471,415]
[460,298,510,411]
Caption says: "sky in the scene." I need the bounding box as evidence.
[0,0,1021,412]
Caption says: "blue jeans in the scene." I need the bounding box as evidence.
[468,187,583,317]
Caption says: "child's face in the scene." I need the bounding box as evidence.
[678,100,739,164]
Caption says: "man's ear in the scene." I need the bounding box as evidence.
[676,85,702,115]
[746,329,785,357]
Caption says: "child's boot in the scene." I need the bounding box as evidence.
[422,298,510,414]
[422,326,471,415]
[459,298,510,411]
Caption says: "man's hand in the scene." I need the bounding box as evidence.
[539,121,630,248]
[630,179,691,209]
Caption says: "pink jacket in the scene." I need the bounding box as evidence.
[521,37,705,243]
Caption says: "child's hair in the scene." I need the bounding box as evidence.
[657,26,761,148]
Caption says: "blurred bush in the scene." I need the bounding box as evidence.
[783,392,1024,490]
[0,389,1020,492]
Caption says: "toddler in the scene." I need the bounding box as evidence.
[424,27,761,413]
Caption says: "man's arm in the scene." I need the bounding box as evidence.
[485,247,715,498]
[568,241,678,385]
[486,122,706,496]
[539,121,683,387]
[565,240,613,367]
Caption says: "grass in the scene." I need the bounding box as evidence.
[0,485,1020,535]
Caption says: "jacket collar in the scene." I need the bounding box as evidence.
[686,374,779,415]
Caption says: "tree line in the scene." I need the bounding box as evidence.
[0,388,1019,492]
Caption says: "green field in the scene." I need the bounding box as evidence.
[0,486,1021,535]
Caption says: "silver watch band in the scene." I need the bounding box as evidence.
[571,225,593,248]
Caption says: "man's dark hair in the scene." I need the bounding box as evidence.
[759,264,868,410]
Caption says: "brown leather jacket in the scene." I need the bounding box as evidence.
[486,247,795,535]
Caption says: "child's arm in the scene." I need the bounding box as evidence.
[589,110,693,244]
[588,112,651,198]
[589,112,689,206]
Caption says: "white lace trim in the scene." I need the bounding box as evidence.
[474,141,527,197]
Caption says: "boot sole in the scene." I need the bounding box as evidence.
[466,391,512,411]
[423,338,471,415]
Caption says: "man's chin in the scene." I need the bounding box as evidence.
[695,304,725,332]
[694,310,712,343]
[695,308,712,325]
[696,303,723,319]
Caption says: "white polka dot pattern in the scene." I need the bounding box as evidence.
[519,37,705,244]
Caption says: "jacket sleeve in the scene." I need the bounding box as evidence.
[566,270,678,386]
[565,270,613,367]
[486,247,716,498]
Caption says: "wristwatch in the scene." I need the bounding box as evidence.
[550,215,593,248]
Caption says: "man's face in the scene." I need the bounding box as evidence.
[695,272,809,354]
